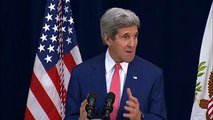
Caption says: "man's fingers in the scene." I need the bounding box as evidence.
[127,88,139,104]
[123,113,133,118]
[127,88,132,97]
[80,99,87,112]
[125,88,141,120]
[81,100,87,107]
[124,105,136,112]
[80,99,88,120]
[126,100,136,108]
[81,99,87,106]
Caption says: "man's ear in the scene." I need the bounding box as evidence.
[103,34,112,46]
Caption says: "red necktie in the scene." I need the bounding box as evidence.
[109,63,121,120]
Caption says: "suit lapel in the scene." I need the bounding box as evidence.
[118,59,139,119]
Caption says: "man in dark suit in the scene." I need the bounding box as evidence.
[65,7,167,120]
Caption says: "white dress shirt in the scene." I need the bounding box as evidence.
[105,49,129,104]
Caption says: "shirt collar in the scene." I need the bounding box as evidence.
[105,49,129,74]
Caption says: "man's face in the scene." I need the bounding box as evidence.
[105,25,138,63]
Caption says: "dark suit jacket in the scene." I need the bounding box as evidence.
[65,53,167,120]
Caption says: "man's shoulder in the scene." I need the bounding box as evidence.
[132,56,163,72]
[73,53,105,70]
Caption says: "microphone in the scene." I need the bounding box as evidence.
[102,92,115,120]
[85,92,96,119]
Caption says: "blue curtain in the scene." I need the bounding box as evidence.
[0,0,212,119]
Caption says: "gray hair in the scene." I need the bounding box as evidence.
[100,7,140,44]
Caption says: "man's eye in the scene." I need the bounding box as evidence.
[123,35,130,39]
[134,35,138,39]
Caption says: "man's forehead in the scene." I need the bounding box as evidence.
[116,25,138,34]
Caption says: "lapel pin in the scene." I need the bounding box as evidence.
[133,76,137,80]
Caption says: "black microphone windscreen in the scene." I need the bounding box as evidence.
[87,92,96,100]
[101,92,115,119]
[106,92,115,102]
[86,92,97,119]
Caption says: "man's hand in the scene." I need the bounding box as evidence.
[79,99,88,120]
[123,88,142,120]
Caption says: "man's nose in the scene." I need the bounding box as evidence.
[128,37,136,47]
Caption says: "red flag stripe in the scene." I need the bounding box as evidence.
[55,56,71,91]
[209,103,213,112]
[208,98,213,118]
[26,90,49,119]
[58,63,71,91]
[31,72,61,119]
[64,51,76,74]
[63,46,82,90]
[210,97,213,103]
[47,66,61,94]
[209,109,213,117]
[34,55,61,111]
[25,107,35,120]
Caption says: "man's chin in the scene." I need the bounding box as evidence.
[123,56,135,63]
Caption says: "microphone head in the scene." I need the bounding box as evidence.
[102,92,115,119]
[86,92,96,119]
[87,92,96,101]
[106,92,115,103]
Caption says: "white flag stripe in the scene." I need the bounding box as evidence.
[211,115,213,119]
[209,99,213,108]
[27,89,49,120]
[208,107,213,115]
[55,59,71,91]
[54,47,82,91]
[70,46,82,65]
[62,64,70,91]
[34,55,61,114]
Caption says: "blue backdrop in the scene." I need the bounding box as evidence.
[0,0,212,119]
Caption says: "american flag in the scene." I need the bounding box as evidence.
[25,0,82,119]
